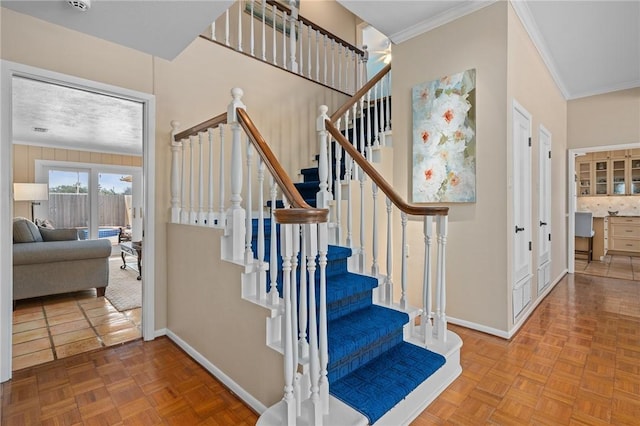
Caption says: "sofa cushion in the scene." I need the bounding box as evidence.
[40,228,79,242]
[13,217,43,243]
[13,238,112,265]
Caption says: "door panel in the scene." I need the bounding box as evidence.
[537,126,552,294]
[512,102,532,320]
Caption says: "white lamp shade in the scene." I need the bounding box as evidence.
[13,183,49,201]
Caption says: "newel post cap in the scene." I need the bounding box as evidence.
[227,87,246,124]
[317,105,329,132]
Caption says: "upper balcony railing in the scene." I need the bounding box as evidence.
[204,0,367,95]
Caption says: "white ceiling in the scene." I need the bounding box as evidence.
[338,0,640,100]
[3,0,639,155]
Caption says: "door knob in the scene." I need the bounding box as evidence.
[515,226,525,233]
[539,221,547,226]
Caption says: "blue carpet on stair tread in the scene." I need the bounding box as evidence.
[327,305,408,367]
[330,342,446,425]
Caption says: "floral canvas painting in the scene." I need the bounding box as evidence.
[412,69,476,203]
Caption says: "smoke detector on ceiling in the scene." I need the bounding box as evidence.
[67,0,91,12]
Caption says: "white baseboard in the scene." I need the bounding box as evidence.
[448,270,568,340]
[447,317,510,339]
[153,328,167,339]
[165,329,267,414]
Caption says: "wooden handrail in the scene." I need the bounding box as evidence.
[325,119,448,217]
[264,0,365,57]
[329,64,391,122]
[237,108,329,223]
[174,112,227,142]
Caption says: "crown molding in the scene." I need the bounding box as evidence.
[509,0,571,100]
[567,79,640,100]
[389,0,498,44]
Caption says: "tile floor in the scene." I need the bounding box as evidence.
[12,291,141,371]
[575,254,640,281]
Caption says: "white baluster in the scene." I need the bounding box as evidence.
[225,9,230,47]
[249,0,255,56]
[218,124,226,224]
[331,39,336,88]
[351,103,359,180]
[180,138,188,224]
[298,224,309,359]
[436,215,448,343]
[290,223,300,415]
[305,223,322,425]
[210,21,216,41]
[280,223,296,425]
[422,216,434,345]
[371,183,379,277]
[318,222,329,415]
[359,97,365,159]
[385,72,391,131]
[373,81,380,146]
[323,34,328,84]
[245,138,254,264]
[334,125,343,245]
[272,4,278,65]
[282,11,287,70]
[400,212,408,310]
[261,1,266,60]
[307,25,312,78]
[237,0,243,52]
[188,135,196,225]
[207,128,215,227]
[170,121,181,223]
[385,197,393,304]
[379,77,385,138]
[299,23,304,75]
[344,112,353,249]
[316,105,331,209]
[337,44,342,90]
[268,177,279,306]
[315,29,320,82]
[288,0,298,73]
[198,132,205,225]
[257,159,266,301]
[358,155,366,274]
[366,89,373,157]
[227,88,246,261]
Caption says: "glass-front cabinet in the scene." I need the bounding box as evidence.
[594,160,608,195]
[631,157,640,195]
[577,149,640,196]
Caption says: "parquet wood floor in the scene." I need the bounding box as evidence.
[2,273,639,425]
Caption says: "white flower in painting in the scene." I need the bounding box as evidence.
[413,119,440,157]
[431,93,471,137]
[413,156,447,202]
[442,161,476,202]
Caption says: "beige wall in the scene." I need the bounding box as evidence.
[392,2,510,331]
[167,224,283,406]
[567,88,640,150]
[2,7,347,333]
[300,0,358,46]
[506,4,568,330]
[12,144,142,218]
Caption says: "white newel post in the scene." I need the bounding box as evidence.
[435,215,448,343]
[227,88,247,261]
[170,121,181,223]
[422,216,434,345]
[316,106,331,209]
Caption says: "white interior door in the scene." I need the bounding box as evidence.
[537,125,552,294]
[512,101,532,320]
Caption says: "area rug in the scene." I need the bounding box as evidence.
[105,257,142,311]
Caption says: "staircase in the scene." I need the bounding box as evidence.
[169,63,462,424]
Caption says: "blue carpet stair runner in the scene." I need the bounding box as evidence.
[252,218,446,424]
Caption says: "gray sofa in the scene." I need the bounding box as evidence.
[12,217,112,301]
